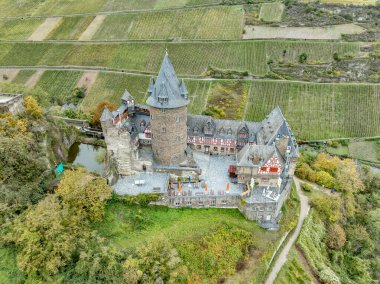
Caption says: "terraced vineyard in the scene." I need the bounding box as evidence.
[0,18,44,40]
[0,40,361,76]
[245,80,380,140]
[11,70,36,84]
[93,6,243,40]
[46,16,95,40]
[34,70,82,104]
[0,0,222,17]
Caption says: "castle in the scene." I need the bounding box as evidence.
[101,53,299,228]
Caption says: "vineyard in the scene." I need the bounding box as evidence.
[92,6,243,40]
[11,70,36,85]
[0,18,44,40]
[46,16,95,40]
[34,70,82,105]
[0,0,222,17]
[244,80,380,140]
[0,40,361,76]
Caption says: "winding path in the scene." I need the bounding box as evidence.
[265,177,310,284]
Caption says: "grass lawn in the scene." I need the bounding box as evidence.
[93,6,243,40]
[349,139,380,164]
[259,3,285,22]
[94,202,282,283]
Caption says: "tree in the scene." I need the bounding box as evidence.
[315,170,335,188]
[335,159,364,194]
[24,96,43,119]
[310,194,342,222]
[56,168,112,222]
[295,162,316,182]
[346,225,374,258]
[92,101,116,127]
[313,153,340,175]
[10,195,84,277]
[123,235,188,284]
[326,223,346,250]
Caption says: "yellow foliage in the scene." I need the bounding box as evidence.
[336,159,365,193]
[0,113,28,137]
[24,96,43,119]
[313,153,340,175]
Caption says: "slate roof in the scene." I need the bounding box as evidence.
[100,107,113,122]
[122,90,133,102]
[187,114,261,141]
[146,53,188,109]
[237,144,277,167]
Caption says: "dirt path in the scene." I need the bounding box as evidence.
[76,71,99,93]
[0,69,19,82]
[78,15,106,41]
[28,17,61,41]
[25,70,44,88]
[265,177,310,284]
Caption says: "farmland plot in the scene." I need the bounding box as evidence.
[93,6,243,40]
[259,2,285,22]
[0,18,43,40]
[34,70,82,105]
[11,70,36,84]
[244,80,380,140]
[46,16,95,40]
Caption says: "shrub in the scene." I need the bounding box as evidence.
[326,223,346,250]
[319,267,341,284]
[301,183,313,192]
[298,53,308,64]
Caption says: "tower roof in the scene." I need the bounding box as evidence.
[146,53,188,109]
[100,107,113,122]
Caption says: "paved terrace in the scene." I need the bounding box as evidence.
[113,152,244,196]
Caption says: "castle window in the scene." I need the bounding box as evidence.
[176,116,180,123]
[194,127,199,134]
[227,128,232,135]
[162,127,166,133]
[213,146,218,151]
[196,145,201,150]
[161,108,166,113]
[221,147,224,152]
[176,136,180,142]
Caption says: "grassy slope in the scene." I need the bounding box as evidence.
[0,41,360,76]
[259,3,285,22]
[93,6,243,40]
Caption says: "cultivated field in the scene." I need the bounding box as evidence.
[46,16,95,40]
[11,69,36,84]
[92,6,243,40]
[0,0,222,17]
[34,70,82,104]
[0,41,361,76]
[259,2,285,22]
[0,18,43,40]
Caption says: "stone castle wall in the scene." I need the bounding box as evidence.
[150,106,187,165]
[0,94,23,115]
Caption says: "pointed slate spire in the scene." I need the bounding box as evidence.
[179,79,188,99]
[148,77,155,95]
[100,107,113,122]
[146,52,188,109]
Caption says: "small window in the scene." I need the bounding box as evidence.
[221,147,224,152]
[176,136,180,142]
[161,108,166,113]
[213,146,218,151]
[227,128,232,135]
[187,201,192,206]
[162,127,166,133]
[176,116,180,123]
[196,145,201,150]
[230,148,234,153]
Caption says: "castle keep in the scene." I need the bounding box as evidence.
[101,53,299,228]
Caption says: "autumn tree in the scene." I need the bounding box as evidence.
[24,96,43,119]
[313,152,340,175]
[326,223,346,250]
[310,194,342,222]
[10,195,85,277]
[56,168,112,222]
[123,235,188,284]
[92,101,116,127]
[335,159,364,194]
[315,170,336,188]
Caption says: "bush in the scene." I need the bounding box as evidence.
[298,53,308,64]
[301,183,313,192]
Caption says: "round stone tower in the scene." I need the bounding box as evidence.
[146,53,189,166]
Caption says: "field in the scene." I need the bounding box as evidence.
[0,0,222,17]
[0,18,44,40]
[0,41,361,76]
[46,16,95,40]
[93,6,243,40]
[259,2,285,22]
[34,70,82,105]
[11,69,36,84]
[245,80,380,140]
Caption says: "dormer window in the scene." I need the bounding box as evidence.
[227,128,232,135]
[194,127,199,134]
[158,97,168,103]
[219,128,225,134]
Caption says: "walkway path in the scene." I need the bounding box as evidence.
[265,177,310,284]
